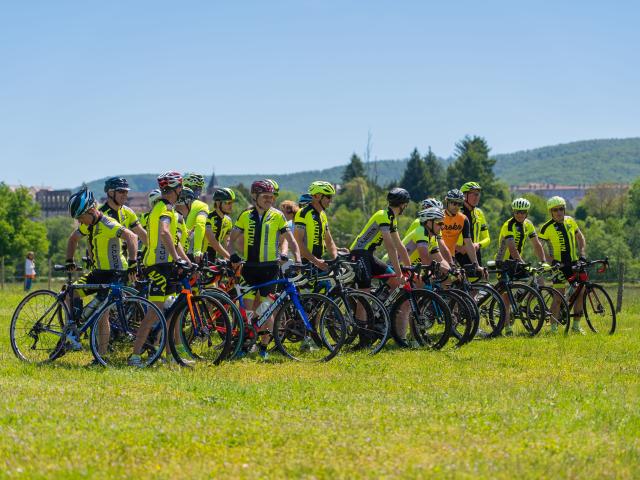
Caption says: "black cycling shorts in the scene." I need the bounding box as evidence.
[241,263,280,297]
[552,261,577,287]
[350,250,392,288]
[73,270,122,299]
[145,263,174,302]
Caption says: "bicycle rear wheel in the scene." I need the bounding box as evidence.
[391,290,452,349]
[273,293,346,362]
[502,284,546,337]
[538,285,570,333]
[90,296,166,367]
[468,283,506,338]
[437,289,474,348]
[583,284,616,334]
[333,289,390,355]
[168,295,233,365]
[202,289,245,360]
[10,289,68,363]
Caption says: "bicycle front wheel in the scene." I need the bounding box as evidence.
[583,284,616,334]
[469,283,506,338]
[538,285,570,333]
[10,289,68,363]
[90,296,166,367]
[168,295,233,365]
[437,289,474,348]
[505,284,546,337]
[273,293,346,362]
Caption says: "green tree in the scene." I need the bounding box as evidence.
[422,147,446,198]
[342,154,366,184]
[447,135,500,198]
[44,216,77,271]
[0,184,49,281]
[399,148,430,201]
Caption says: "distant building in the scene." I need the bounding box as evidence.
[35,189,72,218]
[510,183,629,207]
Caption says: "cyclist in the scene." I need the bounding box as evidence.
[458,181,490,266]
[229,179,301,358]
[538,196,588,334]
[174,186,210,263]
[65,188,139,355]
[134,171,192,366]
[205,187,235,261]
[293,181,338,269]
[441,189,483,271]
[100,176,148,255]
[496,198,549,335]
[350,187,412,290]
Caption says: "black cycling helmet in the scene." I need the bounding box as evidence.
[177,186,197,205]
[387,187,411,206]
[68,188,96,218]
[213,187,236,202]
[104,177,130,192]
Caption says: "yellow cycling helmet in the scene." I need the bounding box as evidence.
[265,178,280,196]
[547,196,566,210]
[460,181,482,193]
[308,181,336,196]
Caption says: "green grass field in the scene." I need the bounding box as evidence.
[1,282,639,479]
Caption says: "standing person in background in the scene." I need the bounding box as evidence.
[24,252,36,291]
[458,182,490,266]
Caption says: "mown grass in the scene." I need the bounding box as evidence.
[1,282,639,479]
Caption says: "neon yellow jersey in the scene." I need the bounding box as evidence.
[99,204,140,230]
[144,199,178,266]
[496,217,537,261]
[138,211,150,256]
[538,216,581,264]
[383,224,440,265]
[460,206,490,248]
[184,199,209,256]
[350,208,398,252]
[77,214,126,270]
[176,213,188,250]
[205,210,233,259]
[294,204,329,258]
[233,207,289,263]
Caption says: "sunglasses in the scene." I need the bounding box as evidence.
[322,195,333,200]
[514,210,528,215]
[222,200,234,205]
[435,221,445,227]
[551,207,565,212]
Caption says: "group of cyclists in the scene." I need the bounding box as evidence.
[57,170,593,366]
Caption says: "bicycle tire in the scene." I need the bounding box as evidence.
[468,283,506,338]
[449,288,480,342]
[331,289,390,355]
[10,289,69,363]
[201,288,245,360]
[90,295,167,367]
[273,293,346,362]
[498,283,546,337]
[538,285,570,333]
[168,295,233,366]
[437,289,474,348]
[390,290,452,349]
[583,284,616,334]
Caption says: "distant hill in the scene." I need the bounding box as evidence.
[493,138,640,185]
[80,137,640,194]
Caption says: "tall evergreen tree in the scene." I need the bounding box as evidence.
[446,135,499,197]
[342,153,366,184]
[423,147,446,198]
[400,148,430,201]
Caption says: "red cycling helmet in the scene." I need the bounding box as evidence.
[157,171,183,191]
[251,180,275,195]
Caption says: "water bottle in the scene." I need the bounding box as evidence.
[163,295,176,311]
[80,297,101,324]
[255,300,272,318]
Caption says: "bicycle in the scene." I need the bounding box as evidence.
[521,264,570,333]
[487,259,547,337]
[229,263,347,362]
[563,258,616,334]
[372,264,452,350]
[10,265,166,367]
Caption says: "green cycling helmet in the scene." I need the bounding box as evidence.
[547,196,566,210]
[460,181,482,193]
[213,187,236,202]
[511,198,531,211]
[308,181,336,196]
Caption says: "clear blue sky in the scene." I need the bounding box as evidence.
[1,1,638,188]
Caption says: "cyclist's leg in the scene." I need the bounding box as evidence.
[134,264,170,356]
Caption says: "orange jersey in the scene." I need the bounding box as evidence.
[441,211,471,255]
